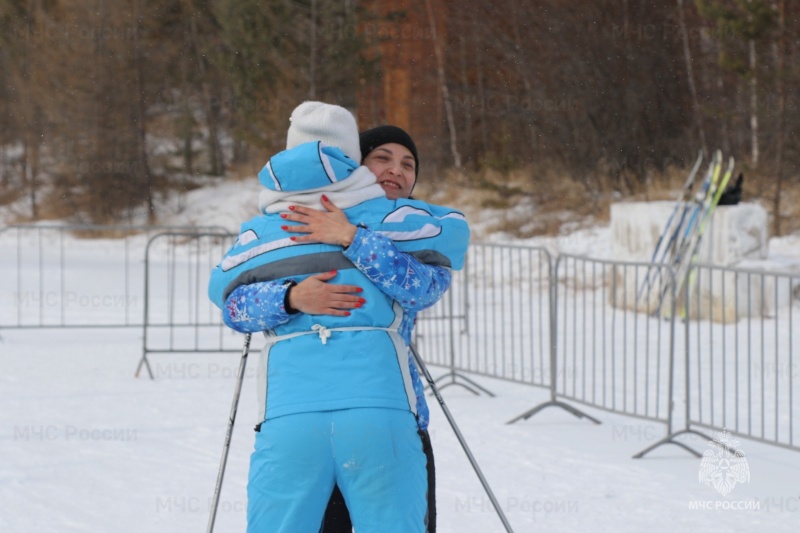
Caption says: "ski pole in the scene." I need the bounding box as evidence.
[207,333,252,533]
[410,343,515,533]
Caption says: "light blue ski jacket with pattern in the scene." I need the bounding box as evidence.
[208,142,469,425]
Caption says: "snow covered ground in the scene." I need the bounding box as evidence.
[1,327,799,533]
[2,181,800,532]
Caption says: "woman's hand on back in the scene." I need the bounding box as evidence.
[280,196,357,248]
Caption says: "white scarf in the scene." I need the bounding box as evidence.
[258,165,386,214]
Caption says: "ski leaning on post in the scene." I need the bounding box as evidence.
[653,152,734,316]
[647,150,721,314]
[657,150,722,278]
[672,150,723,264]
[636,149,704,305]
[675,155,736,315]
[638,150,720,312]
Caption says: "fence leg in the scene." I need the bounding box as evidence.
[134,352,154,379]
[425,288,494,397]
[633,425,743,459]
[431,370,495,397]
[633,427,705,458]
[507,399,601,425]
[508,267,600,425]
[634,279,738,459]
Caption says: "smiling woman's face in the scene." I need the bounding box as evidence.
[362,143,417,200]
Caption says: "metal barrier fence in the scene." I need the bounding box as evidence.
[681,263,800,451]
[5,224,800,456]
[413,244,553,396]
[0,224,227,329]
[135,231,254,379]
[509,255,678,432]
[554,255,677,423]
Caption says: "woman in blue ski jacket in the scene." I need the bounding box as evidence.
[221,124,445,532]
[208,102,469,533]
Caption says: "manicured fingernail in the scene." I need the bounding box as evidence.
[281,225,288,230]
[355,303,362,308]
[330,270,337,274]
[355,288,363,293]
[358,298,366,304]
[344,311,351,316]
[289,205,295,211]
[321,194,329,202]
[280,214,287,218]
[290,236,296,241]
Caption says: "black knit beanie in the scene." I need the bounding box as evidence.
[359,125,420,177]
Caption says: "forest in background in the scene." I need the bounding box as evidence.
[1,0,799,235]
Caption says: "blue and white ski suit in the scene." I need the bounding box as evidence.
[208,142,469,533]
[219,224,450,430]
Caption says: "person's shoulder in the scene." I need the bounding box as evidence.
[394,198,467,219]
[396,197,458,210]
[347,195,393,214]
[235,212,281,237]
[239,211,276,226]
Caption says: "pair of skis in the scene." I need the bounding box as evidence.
[637,150,735,316]
[666,153,735,316]
[636,149,705,304]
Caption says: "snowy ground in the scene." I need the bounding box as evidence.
[2,180,800,532]
[1,326,799,533]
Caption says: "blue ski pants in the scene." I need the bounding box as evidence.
[246,408,427,533]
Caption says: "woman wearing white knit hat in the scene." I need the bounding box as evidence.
[209,101,468,533]
[227,110,441,533]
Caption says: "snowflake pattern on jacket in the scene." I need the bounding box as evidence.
[222,226,451,430]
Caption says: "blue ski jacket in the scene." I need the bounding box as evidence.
[208,142,469,424]
[220,227,451,429]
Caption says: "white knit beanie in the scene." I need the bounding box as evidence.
[286,101,361,162]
